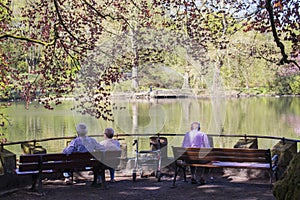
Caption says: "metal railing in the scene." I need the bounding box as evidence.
[1,133,300,152]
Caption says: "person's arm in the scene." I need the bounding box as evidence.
[94,139,105,151]
[182,132,189,147]
[116,140,121,149]
[63,139,76,154]
[203,134,210,148]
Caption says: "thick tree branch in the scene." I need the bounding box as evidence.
[53,0,82,45]
[266,0,300,70]
[0,34,55,46]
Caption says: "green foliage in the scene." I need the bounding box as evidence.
[114,65,183,93]
[270,76,292,94]
[289,75,300,94]
[220,30,279,92]
[241,87,270,95]
[0,0,11,23]
[139,66,183,89]
[268,72,300,95]
[1,0,299,121]
[113,80,132,92]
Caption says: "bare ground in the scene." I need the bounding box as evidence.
[0,168,276,200]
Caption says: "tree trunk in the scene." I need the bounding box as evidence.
[131,29,139,90]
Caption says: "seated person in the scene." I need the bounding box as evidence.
[182,121,210,184]
[63,123,105,154]
[99,128,121,183]
[63,123,105,184]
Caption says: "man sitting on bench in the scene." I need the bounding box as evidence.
[182,121,210,184]
[62,123,105,184]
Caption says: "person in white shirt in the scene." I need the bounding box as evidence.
[99,128,121,183]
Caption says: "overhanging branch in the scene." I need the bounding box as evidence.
[0,34,55,46]
[266,0,300,70]
[53,0,82,45]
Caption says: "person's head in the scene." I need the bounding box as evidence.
[191,122,200,131]
[76,123,88,137]
[104,128,114,139]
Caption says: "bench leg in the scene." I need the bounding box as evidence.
[172,165,179,188]
[100,168,107,189]
[37,173,43,193]
[183,167,187,182]
[31,174,38,190]
[71,171,74,183]
[31,173,43,193]
[92,168,98,185]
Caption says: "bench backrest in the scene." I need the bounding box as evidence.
[18,154,43,172]
[172,147,271,164]
[18,151,121,172]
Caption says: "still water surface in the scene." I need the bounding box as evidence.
[1,96,300,156]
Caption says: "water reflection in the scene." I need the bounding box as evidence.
[1,97,300,156]
[284,115,300,136]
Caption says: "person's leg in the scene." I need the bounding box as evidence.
[199,168,206,185]
[190,166,198,184]
[109,168,115,182]
[190,166,195,177]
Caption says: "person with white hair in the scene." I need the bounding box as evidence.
[62,123,105,184]
[182,121,210,185]
[63,123,105,154]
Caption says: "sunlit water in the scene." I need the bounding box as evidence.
[1,96,300,157]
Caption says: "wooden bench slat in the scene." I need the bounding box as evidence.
[181,152,268,157]
[179,162,270,169]
[19,164,39,172]
[67,160,101,167]
[211,161,270,168]
[41,162,67,170]
[179,148,269,154]
[177,148,269,155]
[19,155,41,163]
[41,154,68,162]
[180,156,268,163]
[67,152,95,159]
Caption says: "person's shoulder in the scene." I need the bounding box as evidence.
[85,136,97,141]
[99,139,106,144]
[72,137,81,142]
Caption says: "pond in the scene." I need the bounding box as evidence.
[1,96,300,157]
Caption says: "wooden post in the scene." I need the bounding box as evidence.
[0,149,16,175]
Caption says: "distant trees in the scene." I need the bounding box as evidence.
[0,0,299,120]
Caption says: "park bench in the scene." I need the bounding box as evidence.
[171,147,278,187]
[15,150,121,192]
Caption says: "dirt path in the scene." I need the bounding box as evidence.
[0,169,276,200]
